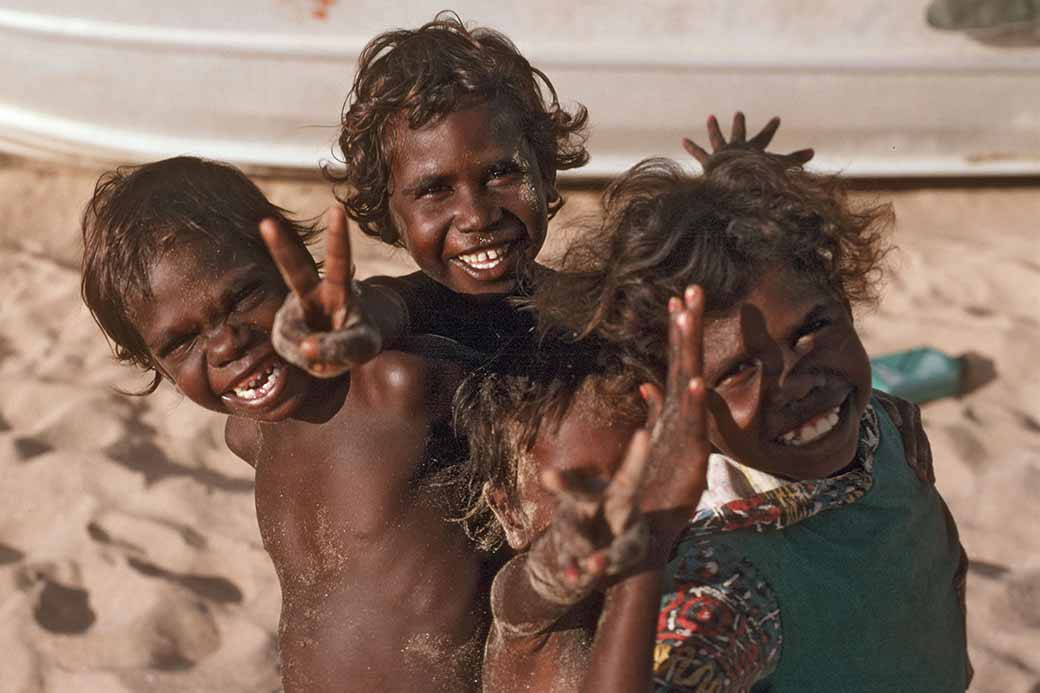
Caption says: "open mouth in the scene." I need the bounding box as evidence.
[222,356,288,408]
[775,394,851,447]
[453,241,516,273]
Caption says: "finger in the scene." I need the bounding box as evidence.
[611,430,651,495]
[685,377,709,446]
[300,324,383,369]
[681,137,710,166]
[675,286,705,386]
[300,336,321,362]
[731,111,747,144]
[581,552,608,577]
[666,297,683,402]
[684,285,705,381]
[784,148,815,166]
[321,207,353,328]
[260,218,320,298]
[747,116,781,150]
[603,430,651,535]
[640,383,664,431]
[707,115,726,152]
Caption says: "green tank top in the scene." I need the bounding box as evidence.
[707,405,968,691]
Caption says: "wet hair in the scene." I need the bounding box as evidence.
[327,12,589,246]
[534,152,894,390]
[453,334,640,551]
[81,156,319,394]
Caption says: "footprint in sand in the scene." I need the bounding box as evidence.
[145,597,222,670]
[32,575,96,635]
[13,435,53,461]
[0,542,24,564]
[126,556,243,604]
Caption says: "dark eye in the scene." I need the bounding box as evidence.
[160,333,197,359]
[717,359,758,387]
[487,162,523,184]
[232,283,264,312]
[415,182,450,200]
[797,317,833,343]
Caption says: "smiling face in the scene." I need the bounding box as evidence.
[702,271,872,480]
[387,101,554,296]
[130,238,312,422]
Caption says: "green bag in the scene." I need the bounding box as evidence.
[870,347,963,404]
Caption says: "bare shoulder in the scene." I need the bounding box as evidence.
[351,349,467,420]
[224,416,260,467]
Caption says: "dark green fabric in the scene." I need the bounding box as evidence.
[712,403,968,692]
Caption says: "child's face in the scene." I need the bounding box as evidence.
[130,238,313,421]
[491,407,635,550]
[701,271,872,480]
[387,101,554,297]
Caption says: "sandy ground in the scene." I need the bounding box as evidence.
[0,154,1038,692]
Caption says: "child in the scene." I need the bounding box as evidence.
[261,14,808,376]
[458,150,971,691]
[260,14,589,374]
[80,156,493,693]
[453,293,711,692]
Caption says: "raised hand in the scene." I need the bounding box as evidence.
[638,286,711,554]
[682,112,815,172]
[261,206,382,377]
[525,430,653,606]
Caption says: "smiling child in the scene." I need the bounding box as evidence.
[81,156,493,692]
[262,15,589,372]
[457,150,971,691]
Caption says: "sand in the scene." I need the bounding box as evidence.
[0,154,1037,692]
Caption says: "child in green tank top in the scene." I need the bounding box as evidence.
[459,145,970,691]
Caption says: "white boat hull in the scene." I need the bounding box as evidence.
[2,1,1039,178]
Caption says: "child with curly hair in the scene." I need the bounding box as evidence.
[261,15,808,374]
[457,150,971,691]
[81,156,493,693]
[260,13,590,371]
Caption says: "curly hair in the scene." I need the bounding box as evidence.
[81,156,319,394]
[533,152,894,390]
[327,13,589,246]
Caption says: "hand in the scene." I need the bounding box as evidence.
[682,112,814,172]
[261,207,381,377]
[638,286,711,553]
[525,430,653,606]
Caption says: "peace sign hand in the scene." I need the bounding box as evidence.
[638,286,711,559]
[525,430,653,606]
[261,206,382,377]
[682,112,815,173]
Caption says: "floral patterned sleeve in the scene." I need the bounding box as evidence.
[654,540,782,693]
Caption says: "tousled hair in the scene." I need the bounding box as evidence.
[533,153,894,392]
[453,335,641,551]
[327,13,589,245]
[81,156,319,394]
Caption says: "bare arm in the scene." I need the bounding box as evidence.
[580,286,711,693]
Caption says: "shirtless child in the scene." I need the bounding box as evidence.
[80,156,489,692]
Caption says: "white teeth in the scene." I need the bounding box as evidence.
[231,362,281,401]
[778,405,841,446]
[458,244,508,270]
